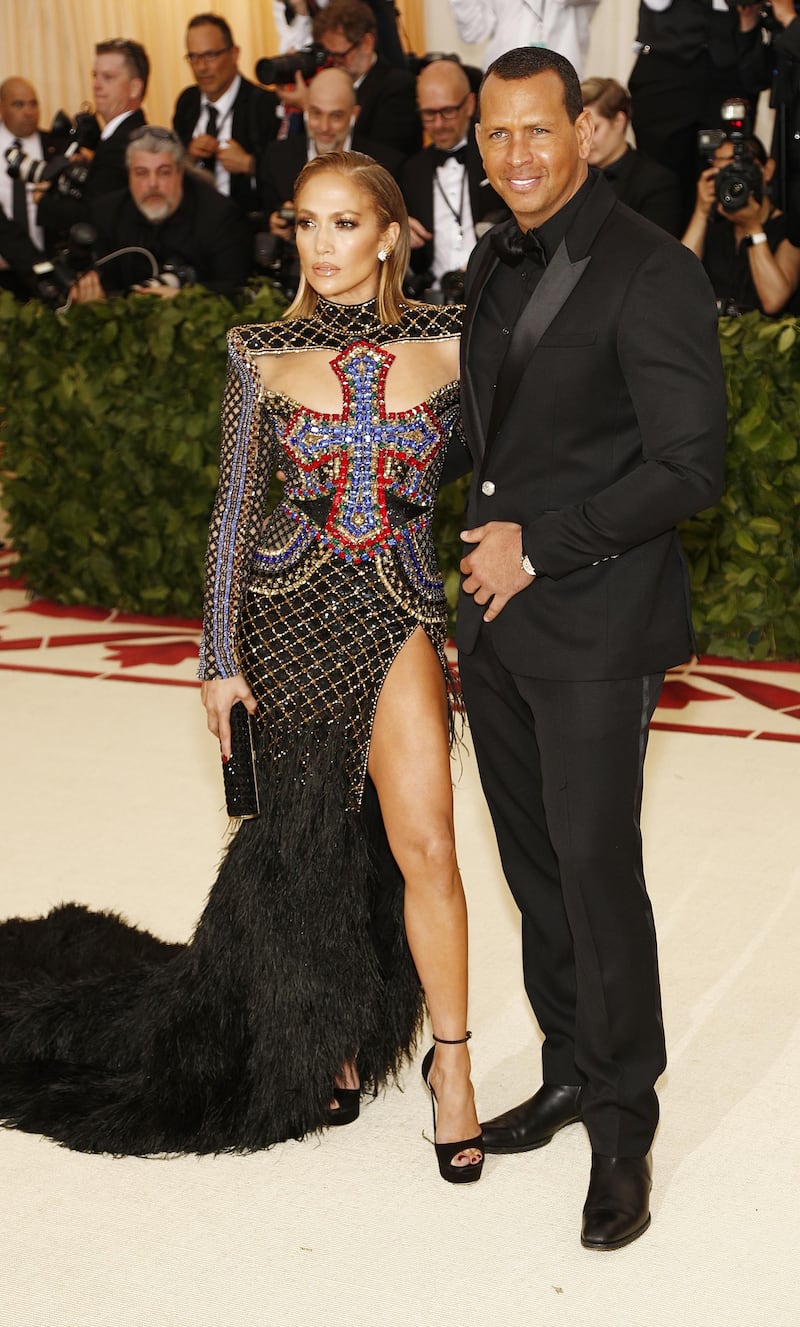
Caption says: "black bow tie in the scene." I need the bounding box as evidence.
[433,145,467,168]
[491,224,547,268]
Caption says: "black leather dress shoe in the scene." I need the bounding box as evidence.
[480,1083,583,1154]
[581,1152,652,1250]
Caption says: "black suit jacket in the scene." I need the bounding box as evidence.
[37,109,147,238]
[457,173,727,680]
[400,132,508,275]
[356,56,422,157]
[260,131,404,218]
[88,174,251,299]
[173,78,279,214]
[0,206,43,294]
[605,148,683,238]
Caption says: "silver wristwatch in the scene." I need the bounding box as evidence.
[521,552,537,578]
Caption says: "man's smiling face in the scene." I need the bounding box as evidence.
[476,70,593,232]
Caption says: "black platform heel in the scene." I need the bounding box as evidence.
[421,1032,484,1185]
[324,1086,361,1127]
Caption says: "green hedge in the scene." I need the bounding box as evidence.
[0,286,285,616]
[1,293,798,658]
[680,312,800,660]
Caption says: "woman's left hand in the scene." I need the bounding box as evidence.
[201,674,257,759]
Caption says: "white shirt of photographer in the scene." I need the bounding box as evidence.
[448,0,600,77]
[0,122,45,251]
[432,151,477,284]
[272,0,331,54]
[194,74,242,196]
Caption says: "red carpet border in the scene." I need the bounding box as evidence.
[2,549,798,741]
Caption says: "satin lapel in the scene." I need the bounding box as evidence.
[483,240,590,459]
[461,238,499,464]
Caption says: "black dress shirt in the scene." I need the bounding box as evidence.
[471,176,593,435]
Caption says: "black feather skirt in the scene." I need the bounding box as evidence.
[0,560,448,1155]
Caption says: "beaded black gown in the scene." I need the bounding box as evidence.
[0,299,464,1154]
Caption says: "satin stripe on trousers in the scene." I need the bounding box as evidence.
[459,628,667,1156]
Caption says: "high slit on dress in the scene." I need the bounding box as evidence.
[0,299,465,1154]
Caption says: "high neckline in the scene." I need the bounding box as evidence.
[312,297,385,340]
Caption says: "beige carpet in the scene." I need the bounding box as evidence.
[1,579,799,1325]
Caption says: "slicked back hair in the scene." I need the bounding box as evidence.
[580,77,631,123]
[479,46,583,124]
[286,151,410,325]
[95,39,150,96]
[313,0,377,44]
[187,13,234,49]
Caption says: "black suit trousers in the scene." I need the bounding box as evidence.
[459,628,667,1156]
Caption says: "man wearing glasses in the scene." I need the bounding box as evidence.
[312,0,421,155]
[173,13,279,218]
[401,58,507,297]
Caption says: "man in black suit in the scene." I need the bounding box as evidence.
[456,47,727,1248]
[401,58,507,295]
[263,66,403,237]
[0,206,43,298]
[312,0,421,155]
[629,0,751,227]
[0,77,52,296]
[38,38,149,239]
[173,13,279,219]
[580,77,682,237]
[69,127,250,303]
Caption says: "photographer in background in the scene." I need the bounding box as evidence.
[312,0,421,154]
[173,13,279,220]
[682,130,800,313]
[0,79,53,251]
[263,66,402,231]
[581,76,682,236]
[629,0,753,228]
[69,127,250,305]
[400,57,506,299]
[735,0,800,242]
[0,78,51,298]
[273,1,406,65]
[38,38,149,238]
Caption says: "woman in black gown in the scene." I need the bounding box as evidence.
[0,153,483,1181]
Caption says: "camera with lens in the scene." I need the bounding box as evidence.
[255,45,330,88]
[254,231,300,300]
[723,0,780,30]
[403,268,465,305]
[31,222,98,308]
[698,99,763,212]
[439,269,465,304]
[136,260,198,292]
[5,108,101,201]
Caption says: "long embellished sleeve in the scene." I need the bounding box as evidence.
[199,329,273,679]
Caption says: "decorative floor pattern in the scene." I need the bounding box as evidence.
[2,548,799,740]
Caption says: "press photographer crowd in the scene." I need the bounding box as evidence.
[3,0,800,316]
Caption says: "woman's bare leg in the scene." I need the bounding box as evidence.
[368,628,480,1166]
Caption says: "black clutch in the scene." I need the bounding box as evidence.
[222,701,260,818]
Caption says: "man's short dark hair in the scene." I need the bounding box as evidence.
[479,46,583,123]
[313,0,377,44]
[187,13,235,49]
[95,39,150,96]
[740,135,767,166]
